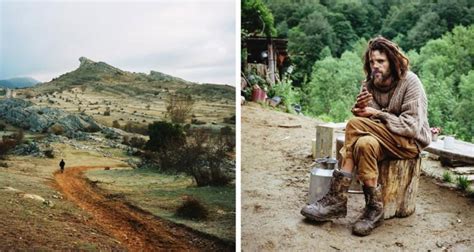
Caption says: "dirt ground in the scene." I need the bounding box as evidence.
[0,142,233,251]
[54,166,232,251]
[241,103,473,251]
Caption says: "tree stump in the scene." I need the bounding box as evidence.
[378,158,421,219]
[336,136,421,219]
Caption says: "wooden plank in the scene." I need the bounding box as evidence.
[278,124,302,128]
[425,138,474,164]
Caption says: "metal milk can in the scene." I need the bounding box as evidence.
[308,158,338,204]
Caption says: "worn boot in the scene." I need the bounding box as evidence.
[352,185,384,236]
[300,170,352,221]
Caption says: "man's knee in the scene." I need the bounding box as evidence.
[355,135,379,153]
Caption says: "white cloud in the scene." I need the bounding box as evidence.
[0,0,236,85]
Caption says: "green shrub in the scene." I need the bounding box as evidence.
[145,126,232,187]
[175,196,208,220]
[122,122,148,135]
[83,125,101,133]
[442,171,453,183]
[0,139,17,157]
[112,120,120,129]
[146,121,185,152]
[129,137,146,149]
[49,124,65,135]
[44,149,55,158]
[457,176,470,191]
[268,80,300,113]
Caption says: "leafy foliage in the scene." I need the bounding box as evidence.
[146,121,185,152]
[145,122,232,186]
[414,25,474,141]
[262,0,474,86]
[303,51,364,122]
[442,171,453,183]
[268,80,300,113]
[457,175,470,191]
[175,196,209,220]
[243,1,473,141]
[242,0,276,37]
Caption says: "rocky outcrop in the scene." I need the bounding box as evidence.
[79,56,95,66]
[0,98,102,137]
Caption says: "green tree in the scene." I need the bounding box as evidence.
[145,121,185,152]
[455,71,474,141]
[242,0,277,37]
[380,3,423,40]
[403,12,448,50]
[303,51,364,122]
[288,11,335,86]
[414,25,474,141]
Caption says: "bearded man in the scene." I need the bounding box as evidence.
[301,36,431,236]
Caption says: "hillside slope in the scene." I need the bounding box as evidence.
[32,57,234,102]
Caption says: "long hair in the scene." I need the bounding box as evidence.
[363,36,409,83]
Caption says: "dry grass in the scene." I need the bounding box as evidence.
[0,144,126,250]
[86,166,235,242]
[30,88,235,131]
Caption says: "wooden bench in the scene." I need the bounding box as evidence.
[336,135,421,219]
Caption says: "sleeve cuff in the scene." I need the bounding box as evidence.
[372,111,390,121]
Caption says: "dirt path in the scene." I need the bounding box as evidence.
[54,166,233,251]
[242,103,473,251]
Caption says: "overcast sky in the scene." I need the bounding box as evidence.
[0,0,236,85]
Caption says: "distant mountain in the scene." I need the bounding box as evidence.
[33,57,234,101]
[0,77,40,88]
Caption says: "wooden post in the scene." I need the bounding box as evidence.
[315,123,346,159]
[378,158,421,219]
[267,41,276,85]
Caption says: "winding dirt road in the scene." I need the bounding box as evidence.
[54,166,233,251]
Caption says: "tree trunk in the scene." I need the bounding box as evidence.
[378,158,421,219]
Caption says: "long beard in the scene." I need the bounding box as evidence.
[373,71,391,87]
[372,71,394,92]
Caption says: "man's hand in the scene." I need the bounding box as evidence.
[351,107,380,118]
[355,87,373,108]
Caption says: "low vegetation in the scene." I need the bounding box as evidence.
[442,171,453,183]
[0,129,24,157]
[165,94,194,123]
[145,121,233,187]
[175,196,209,220]
[456,176,469,191]
[86,167,235,241]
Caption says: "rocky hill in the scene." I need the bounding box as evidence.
[32,57,234,101]
[0,98,102,138]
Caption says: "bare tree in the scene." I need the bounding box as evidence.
[165,94,194,123]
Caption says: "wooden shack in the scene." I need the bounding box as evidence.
[243,36,289,85]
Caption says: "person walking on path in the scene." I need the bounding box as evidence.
[59,159,65,173]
